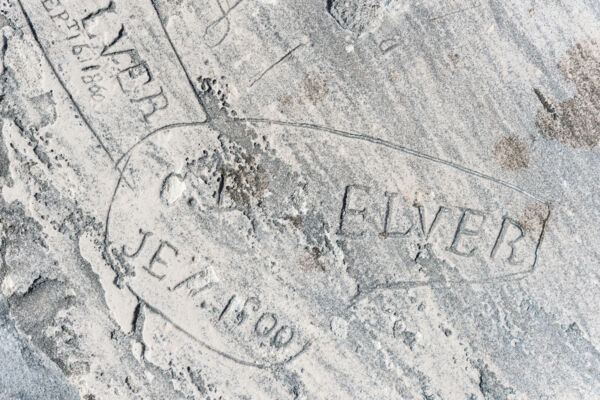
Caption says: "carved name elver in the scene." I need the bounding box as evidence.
[19,0,207,160]
[338,184,547,271]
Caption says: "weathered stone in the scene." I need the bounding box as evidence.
[0,0,599,398]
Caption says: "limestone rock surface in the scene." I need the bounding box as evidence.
[0,0,599,399]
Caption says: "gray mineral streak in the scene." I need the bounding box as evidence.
[0,0,599,399]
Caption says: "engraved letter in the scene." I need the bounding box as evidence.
[218,295,236,321]
[72,43,90,56]
[144,240,179,280]
[271,326,294,348]
[490,217,525,265]
[64,19,79,34]
[131,87,169,123]
[380,191,414,238]
[338,185,370,237]
[417,205,450,239]
[449,209,486,257]
[117,62,153,93]
[100,26,136,60]
[255,313,278,337]
[235,297,261,326]
[42,0,61,12]
[122,228,152,258]
[49,9,70,22]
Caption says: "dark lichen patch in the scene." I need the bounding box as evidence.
[518,202,548,234]
[492,135,529,170]
[277,93,293,112]
[284,214,302,229]
[0,198,49,262]
[326,0,382,34]
[221,154,269,209]
[278,94,293,106]
[299,246,325,272]
[536,38,600,148]
[0,198,103,378]
[195,75,337,273]
[387,70,402,82]
[194,75,272,211]
[187,366,208,395]
[299,73,328,105]
[476,363,516,400]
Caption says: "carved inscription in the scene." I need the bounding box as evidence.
[104,119,549,368]
[104,125,313,366]
[337,183,548,279]
[218,295,298,350]
[116,221,308,364]
[19,0,206,159]
[101,26,170,123]
[203,0,246,48]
